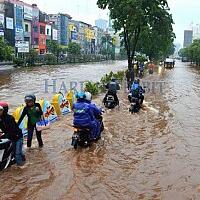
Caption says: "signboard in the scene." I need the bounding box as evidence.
[71,31,78,41]
[0,13,4,36]
[18,47,29,53]
[15,41,29,53]
[15,41,29,47]
[6,17,14,30]
[52,29,58,40]
[24,6,32,20]
[15,5,24,41]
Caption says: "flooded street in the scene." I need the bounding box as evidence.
[1,60,200,200]
[0,61,127,109]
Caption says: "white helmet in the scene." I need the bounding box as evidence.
[85,92,92,101]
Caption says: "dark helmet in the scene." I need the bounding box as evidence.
[0,102,9,114]
[25,94,36,103]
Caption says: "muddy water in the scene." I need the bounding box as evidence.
[0,61,200,200]
[0,61,127,109]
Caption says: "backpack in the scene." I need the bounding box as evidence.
[108,82,117,93]
[131,83,140,97]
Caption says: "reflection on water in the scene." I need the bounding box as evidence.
[0,61,200,200]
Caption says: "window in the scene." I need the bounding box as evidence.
[47,29,49,35]
[40,26,45,34]
[33,26,38,33]
[25,24,29,32]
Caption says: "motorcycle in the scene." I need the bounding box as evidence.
[104,95,118,109]
[0,133,13,171]
[71,114,104,150]
[129,96,141,114]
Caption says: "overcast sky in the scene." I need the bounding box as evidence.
[24,0,200,46]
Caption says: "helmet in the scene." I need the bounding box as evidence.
[85,92,92,102]
[0,102,9,114]
[76,92,86,100]
[25,94,36,103]
[111,77,116,82]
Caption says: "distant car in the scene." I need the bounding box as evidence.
[164,58,175,68]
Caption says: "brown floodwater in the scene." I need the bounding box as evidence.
[0,61,200,200]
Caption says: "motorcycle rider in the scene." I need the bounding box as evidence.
[103,77,120,106]
[138,62,144,77]
[126,68,135,90]
[0,102,25,166]
[72,92,98,141]
[85,92,103,139]
[17,94,44,148]
[128,79,145,105]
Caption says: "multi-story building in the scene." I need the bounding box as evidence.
[0,0,106,56]
[4,0,15,46]
[94,26,104,55]
[78,21,96,54]
[38,11,47,54]
[68,19,79,43]
[0,1,5,37]
[48,13,71,45]
[23,3,33,46]
[15,2,24,43]
[183,30,193,48]
[32,3,39,51]
[45,23,52,48]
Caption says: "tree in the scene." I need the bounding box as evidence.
[67,42,81,63]
[97,0,175,69]
[101,34,115,59]
[25,49,38,66]
[182,39,200,65]
[0,37,14,61]
[47,40,62,63]
[137,25,175,61]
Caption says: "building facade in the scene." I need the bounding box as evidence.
[48,13,71,46]
[183,30,193,48]
[0,0,109,56]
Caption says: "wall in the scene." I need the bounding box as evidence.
[4,2,15,46]
[39,22,46,54]
[31,6,39,51]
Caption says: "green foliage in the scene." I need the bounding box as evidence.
[135,54,148,63]
[67,42,81,63]
[44,54,57,65]
[0,37,14,61]
[84,81,99,95]
[25,49,38,66]
[84,70,125,95]
[67,42,81,56]
[47,40,62,63]
[101,35,115,59]
[180,39,200,65]
[100,70,125,86]
[97,0,175,68]
[178,48,187,57]
[13,58,24,66]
